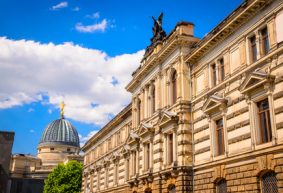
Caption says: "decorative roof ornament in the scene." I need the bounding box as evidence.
[60,101,65,119]
[145,12,167,56]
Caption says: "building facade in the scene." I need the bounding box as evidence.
[82,0,283,192]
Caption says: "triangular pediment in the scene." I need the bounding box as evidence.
[239,70,275,94]
[159,110,178,127]
[120,144,130,155]
[203,94,227,114]
[138,122,154,135]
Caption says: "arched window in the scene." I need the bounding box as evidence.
[168,184,176,193]
[171,70,177,105]
[262,171,278,193]
[137,98,141,125]
[216,179,227,193]
[151,85,155,114]
[144,188,152,193]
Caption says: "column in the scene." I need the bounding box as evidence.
[90,173,93,191]
[140,90,144,121]
[246,98,256,150]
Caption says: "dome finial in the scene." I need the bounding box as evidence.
[60,101,65,119]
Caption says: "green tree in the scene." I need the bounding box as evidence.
[43,160,83,193]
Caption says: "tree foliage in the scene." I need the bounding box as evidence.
[43,160,83,193]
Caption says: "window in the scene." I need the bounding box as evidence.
[151,86,155,114]
[114,163,119,185]
[216,179,227,193]
[168,184,176,193]
[133,151,136,175]
[219,58,225,82]
[260,27,270,56]
[211,64,217,87]
[145,143,150,170]
[168,133,174,164]
[137,99,141,125]
[117,131,121,145]
[50,147,54,151]
[108,138,112,150]
[67,148,70,152]
[215,119,225,156]
[250,35,257,63]
[262,172,278,193]
[171,70,177,104]
[257,99,272,144]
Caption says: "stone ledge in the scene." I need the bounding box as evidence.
[228,133,251,144]
[226,106,249,120]
[275,106,283,115]
[195,146,210,155]
[274,90,283,100]
[194,124,209,133]
[227,119,250,132]
[194,135,210,144]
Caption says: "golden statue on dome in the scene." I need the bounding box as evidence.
[60,101,65,119]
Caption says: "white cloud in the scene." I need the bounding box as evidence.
[30,129,35,133]
[86,12,100,19]
[72,7,80,12]
[51,1,68,10]
[75,19,108,33]
[79,130,98,147]
[0,37,143,127]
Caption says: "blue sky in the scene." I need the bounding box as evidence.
[0,0,243,155]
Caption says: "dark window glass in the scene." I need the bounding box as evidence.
[168,184,176,193]
[250,35,257,63]
[257,99,272,144]
[152,86,155,114]
[261,27,270,56]
[216,119,225,156]
[168,133,174,164]
[219,58,225,82]
[217,179,227,193]
[211,64,217,86]
[172,70,177,104]
[146,143,150,170]
[262,172,278,193]
[137,99,141,125]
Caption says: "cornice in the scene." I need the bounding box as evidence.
[126,34,199,93]
[82,103,132,152]
[185,0,272,64]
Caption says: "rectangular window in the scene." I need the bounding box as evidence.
[250,35,257,63]
[219,58,225,82]
[257,99,272,144]
[145,143,150,170]
[117,131,121,145]
[260,27,270,56]
[108,138,112,151]
[215,119,225,156]
[168,133,174,164]
[211,64,217,87]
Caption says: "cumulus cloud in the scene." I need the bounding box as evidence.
[51,1,68,10]
[75,19,108,33]
[0,37,143,126]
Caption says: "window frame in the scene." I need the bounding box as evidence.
[171,70,177,105]
[215,118,225,156]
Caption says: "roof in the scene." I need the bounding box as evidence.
[38,118,80,148]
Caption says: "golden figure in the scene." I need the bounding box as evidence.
[60,101,65,118]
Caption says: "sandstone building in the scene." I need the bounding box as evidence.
[8,103,82,193]
[82,0,283,192]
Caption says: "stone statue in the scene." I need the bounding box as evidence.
[145,12,167,56]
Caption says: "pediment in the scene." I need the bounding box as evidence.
[202,95,227,114]
[138,122,154,135]
[125,130,139,145]
[239,70,275,94]
[120,144,130,155]
[159,110,178,127]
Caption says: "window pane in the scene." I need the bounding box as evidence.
[217,179,227,193]
[257,99,272,144]
[250,35,257,63]
[262,172,278,193]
